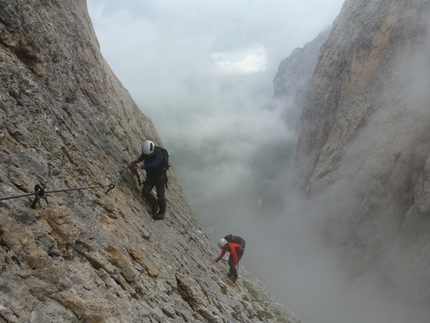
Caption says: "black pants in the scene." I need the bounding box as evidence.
[228,247,244,278]
[142,173,166,213]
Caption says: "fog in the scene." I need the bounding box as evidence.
[87,1,430,323]
[261,24,430,323]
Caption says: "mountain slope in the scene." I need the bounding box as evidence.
[0,1,299,322]
[291,0,430,311]
[272,27,331,135]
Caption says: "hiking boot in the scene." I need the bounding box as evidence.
[227,274,238,283]
[151,204,158,215]
[152,211,165,220]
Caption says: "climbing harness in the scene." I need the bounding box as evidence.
[0,167,132,209]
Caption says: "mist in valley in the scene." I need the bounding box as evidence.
[88,1,430,322]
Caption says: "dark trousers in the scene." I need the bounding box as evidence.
[228,247,244,278]
[142,173,166,213]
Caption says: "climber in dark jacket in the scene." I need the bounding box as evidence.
[132,140,166,220]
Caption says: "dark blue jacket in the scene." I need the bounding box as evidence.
[136,148,165,180]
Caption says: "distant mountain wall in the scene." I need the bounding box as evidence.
[272,27,331,135]
[0,1,299,322]
[290,0,430,309]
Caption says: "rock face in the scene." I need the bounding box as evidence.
[272,28,330,135]
[291,0,430,309]
[0,1,300,322]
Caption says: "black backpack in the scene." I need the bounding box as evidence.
[157,146,170,188]
[224,234,246,249]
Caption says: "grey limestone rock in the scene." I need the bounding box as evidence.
[0,1,299,322]
[273,27,331,135]
[290,0,430,309]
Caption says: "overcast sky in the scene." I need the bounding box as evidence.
[86,1,346,322]
[86,0,345,146]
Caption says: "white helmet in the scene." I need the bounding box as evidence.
[142,140,155,155]
[218,238,228,249]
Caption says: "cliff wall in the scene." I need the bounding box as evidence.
[272,28,330,135]
[292,0,430,308]
[0,1,299,322]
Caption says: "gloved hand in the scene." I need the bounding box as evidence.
[214,258,220,263]
[129,160,138,168]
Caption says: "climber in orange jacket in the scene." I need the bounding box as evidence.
[215,234,245,282]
